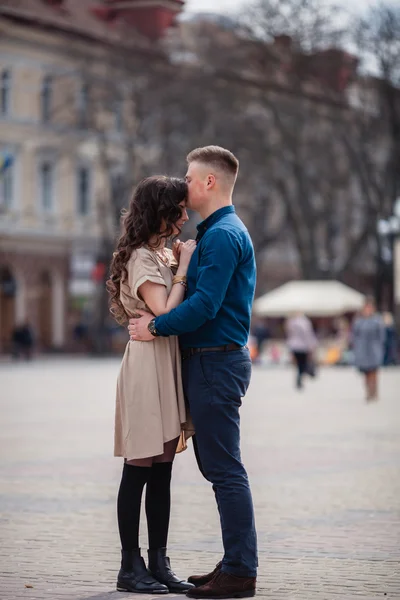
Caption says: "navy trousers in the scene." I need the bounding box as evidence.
[182,348,258,578]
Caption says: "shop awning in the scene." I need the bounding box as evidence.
[253,280,365,317]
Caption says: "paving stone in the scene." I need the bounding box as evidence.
[0,359,399,599]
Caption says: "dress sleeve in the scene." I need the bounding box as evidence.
[127,249,166,301]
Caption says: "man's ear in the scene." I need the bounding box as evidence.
[206,174,216,189]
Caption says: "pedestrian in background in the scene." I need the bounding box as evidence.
[286,312,318,390]
[11,321,34,360]
[251,318,270,363]
[382,312,397,366]
[352,297,385,401]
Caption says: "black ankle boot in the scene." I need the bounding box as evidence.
[148,548,195,594]
[117,549,168,594]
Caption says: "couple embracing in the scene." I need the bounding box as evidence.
[107,146,258,599]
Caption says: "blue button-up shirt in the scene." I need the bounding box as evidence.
[155,206,256,349]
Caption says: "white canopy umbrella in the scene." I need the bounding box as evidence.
[253,280,365,318]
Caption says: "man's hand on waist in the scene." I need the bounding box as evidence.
[128,309,155,342]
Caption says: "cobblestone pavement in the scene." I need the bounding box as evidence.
[1,359,400,600]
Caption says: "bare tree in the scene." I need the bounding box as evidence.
[347,3,400,306]
[185,1,357,279]
[354,3,400,204]
[180,1,399,286]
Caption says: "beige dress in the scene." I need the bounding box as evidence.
[114,246,190,461]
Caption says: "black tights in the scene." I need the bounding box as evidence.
[117,461,173,551]
[146,462,172,549]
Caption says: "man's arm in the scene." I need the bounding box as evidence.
[155,229,240,337]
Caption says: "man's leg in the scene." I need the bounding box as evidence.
[192,434,224,530]
[183,359,224,525]
[192,435,207,479]
[184,349,257,578]
[294,351,307,389]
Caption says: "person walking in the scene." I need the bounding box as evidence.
[286,312,318,390]
[106,176,196,594]
[11,321,34,360]
[352,297,385,401]
[382,312,397,366]
[129,146,258,599]
[251,318,270,364]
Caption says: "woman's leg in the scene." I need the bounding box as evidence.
[116,461,169,594]
[365,371,377,401]
[369,370,378,400]
[146,437,179,550]
[119,437,178,553]
[145,437,194,593]
[364,372,370,400]
[117,462,151,551]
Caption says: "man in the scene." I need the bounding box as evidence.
[129,146,258,599]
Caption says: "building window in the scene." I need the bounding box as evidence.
[0,156,14,210]
[1,69,11,116]
[41,75,52,123]
[77,165,90,216]
[77,82,89,128]
[39,161,54,212]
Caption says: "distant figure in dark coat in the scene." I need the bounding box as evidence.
[12,322,34,360]
[252,319,270,362]
[382,312,397,366]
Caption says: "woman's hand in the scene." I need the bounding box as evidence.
[178,240,197,269]
[172,239,183,263]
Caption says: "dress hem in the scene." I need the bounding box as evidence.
[114,431,183,461]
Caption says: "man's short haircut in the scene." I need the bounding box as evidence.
[186,146,239,179]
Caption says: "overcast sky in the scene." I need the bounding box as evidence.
[185,0,395,16]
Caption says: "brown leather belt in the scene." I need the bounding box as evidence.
[181,343,245,360]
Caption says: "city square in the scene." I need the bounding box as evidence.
[1,358,399,600]
[1,1,400,599]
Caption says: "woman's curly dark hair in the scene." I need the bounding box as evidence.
[106,175,188,324]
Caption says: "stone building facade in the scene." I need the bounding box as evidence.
[0,0,184,352]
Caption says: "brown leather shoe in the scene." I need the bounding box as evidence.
[186,571,256,599]
[187,561,222,587]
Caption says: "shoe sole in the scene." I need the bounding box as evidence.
[187,591,255,599]
[117,584,169,594]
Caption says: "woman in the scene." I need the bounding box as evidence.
[286,312,318,390]
[107,176,196,595]
[352,297,385,401]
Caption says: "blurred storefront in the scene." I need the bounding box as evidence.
[0,246,69,352]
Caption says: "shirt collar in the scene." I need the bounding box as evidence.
[196,206,235,240]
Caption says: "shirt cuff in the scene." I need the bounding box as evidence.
[154,314,169,337]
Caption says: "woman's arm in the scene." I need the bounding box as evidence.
[138,240,196,317]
